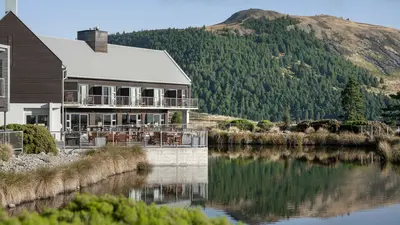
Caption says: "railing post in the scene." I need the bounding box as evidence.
[160,130,163,148]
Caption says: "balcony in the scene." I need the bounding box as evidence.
[64,91,198,109]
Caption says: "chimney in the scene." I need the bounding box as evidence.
[5,0,18,15]
[77,27,108,53]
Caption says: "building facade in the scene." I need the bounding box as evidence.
[0,8,197,138]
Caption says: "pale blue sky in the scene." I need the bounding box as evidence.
[1,0,399,39]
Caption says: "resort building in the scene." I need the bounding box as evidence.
[0,2,198,141]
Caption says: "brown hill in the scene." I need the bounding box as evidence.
[207,9,400,92]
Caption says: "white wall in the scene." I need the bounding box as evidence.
[144,147,208,166]
[0,103,62,138]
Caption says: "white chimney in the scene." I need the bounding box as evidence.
[5,0,18,15]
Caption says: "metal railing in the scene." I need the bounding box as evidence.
[64,92,198,109]
[0,130,24,154]
[53,127,207,149]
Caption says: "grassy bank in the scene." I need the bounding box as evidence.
[0,194,235,225]
[6,171,149,216]
[208,128,399,147]
[0,146,149,208]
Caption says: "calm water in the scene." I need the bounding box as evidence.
[8,154,400,225]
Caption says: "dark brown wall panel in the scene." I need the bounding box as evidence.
[0,12,62,103]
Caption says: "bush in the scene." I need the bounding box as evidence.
[3,124,57,154]
[0,144,13,161]
[0,194,235,225]
[228,119,255,131]
[297,120,340,133]
[257,120,274,132]
[297,120,311,132]
[171,112,182,124]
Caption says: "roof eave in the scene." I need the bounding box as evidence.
[163,50,192,84]
[66,75,191,86]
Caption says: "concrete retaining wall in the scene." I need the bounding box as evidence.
[146,166,208,184]
[143,147,208,166]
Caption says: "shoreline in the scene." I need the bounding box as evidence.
[0,146,149,208]
[208,129,399,147]
[209,146,380,166]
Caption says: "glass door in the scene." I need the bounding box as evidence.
[110,86,116,106]
[79,85,88,104]
[80,114,88,131]
[103,86,110,105]
[154,89,160,107]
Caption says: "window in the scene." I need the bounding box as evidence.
[26,115,36,125]
[37,115,48,127]
[0,59,2,78]
[122,114,128,125]
[95,114,102,126]
[103,114,111,126]
[26,115,48,127]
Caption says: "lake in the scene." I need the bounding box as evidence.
[7,151,400,225]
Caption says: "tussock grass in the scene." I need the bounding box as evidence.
[0,146,148,208]
[338,132,368,146]
[305,127,316,134]
[0,144,13,161]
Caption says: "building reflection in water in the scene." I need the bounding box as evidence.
[128,166,208,208]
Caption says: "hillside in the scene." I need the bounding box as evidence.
[208,9,400,92]
[109,10,395,121]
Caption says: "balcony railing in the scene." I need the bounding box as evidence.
[64,93,198,109]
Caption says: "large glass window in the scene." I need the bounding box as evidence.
[26,115,48,127]
[95,114,102,126]
[103,114,111,126]
[145,114,163,125]
[122,114,128,125]
[26,115,36,125]
[71,114,79,131]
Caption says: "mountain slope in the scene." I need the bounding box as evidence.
[208,9,400,92]
[109,11,392,121]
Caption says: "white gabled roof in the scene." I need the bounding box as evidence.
[39,36,191,85]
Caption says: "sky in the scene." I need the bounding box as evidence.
[0,0,399,39]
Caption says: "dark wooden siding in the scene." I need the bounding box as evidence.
[0,12,63,103]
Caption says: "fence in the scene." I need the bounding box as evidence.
[51,126,208,149]
[0,130,23,154]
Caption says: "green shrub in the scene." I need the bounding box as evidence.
[2,124,57,154]
[228,119,255,131]
[0,194,235,224]
[171,111,182,124]
[297,120,340,133]
[297,120,311,132]
[257,120,274,132]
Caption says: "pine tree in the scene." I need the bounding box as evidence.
[382,92,400,123]
[341,77,366,122]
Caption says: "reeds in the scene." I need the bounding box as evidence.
[0,144,13,162]
[0,146,148,208]
[208,128,384,147]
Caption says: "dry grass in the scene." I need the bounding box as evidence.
[305,127,316,134]
[338,132,368,146]
[0,144,13,162]
[0,146,148,208]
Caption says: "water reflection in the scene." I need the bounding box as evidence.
[7,153,400,225]
[207,157,400,225]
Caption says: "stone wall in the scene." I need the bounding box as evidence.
[143,147,208,166]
